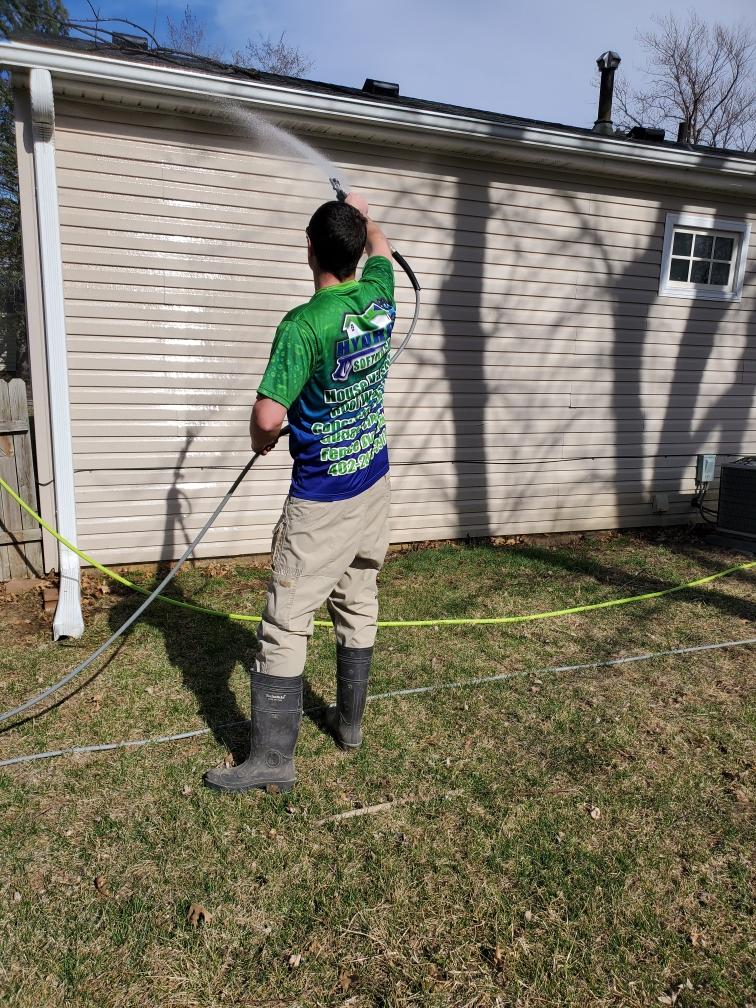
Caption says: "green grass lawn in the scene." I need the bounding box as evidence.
[0,529,754,1008]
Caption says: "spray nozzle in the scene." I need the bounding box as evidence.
[330,177,347,202]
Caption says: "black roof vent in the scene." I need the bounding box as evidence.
[111,31,149,50]
[362,78,399,98]
[627,125,665,143]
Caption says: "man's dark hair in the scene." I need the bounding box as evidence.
[306,201,367,280]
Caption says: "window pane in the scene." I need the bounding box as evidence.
[691,260,711,284]
[710,261,731,285]
[713,236,734,261]
[669,258,690,282]
[672,231,693,255]
[693,234,713,258]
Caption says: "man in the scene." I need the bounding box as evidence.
[204,192,395,794]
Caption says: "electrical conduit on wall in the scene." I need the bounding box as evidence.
[29,68,83,639]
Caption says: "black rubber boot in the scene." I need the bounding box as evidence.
[203,668,302,794]
[327,645,372,750]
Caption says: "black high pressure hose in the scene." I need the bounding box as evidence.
[0,182,421,728]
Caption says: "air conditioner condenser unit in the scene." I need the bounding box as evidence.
[716,458,756,540]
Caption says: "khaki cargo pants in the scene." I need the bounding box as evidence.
[257,474,391,678]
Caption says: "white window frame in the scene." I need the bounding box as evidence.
[659,212,751,303]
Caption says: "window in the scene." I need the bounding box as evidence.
[659,213,751,302]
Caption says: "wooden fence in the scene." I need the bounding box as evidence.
[0,379,43,580]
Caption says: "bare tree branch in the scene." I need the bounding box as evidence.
[616,12,755,151]
[160,8,312,79]
[233,32,313,77]
[165,5,224,62]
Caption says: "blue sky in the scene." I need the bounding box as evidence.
[62,0,755,129]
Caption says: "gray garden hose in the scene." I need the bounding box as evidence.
[2,635,754,768]
[0,436,285,726]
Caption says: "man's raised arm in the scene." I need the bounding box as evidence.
[345,192,392,261]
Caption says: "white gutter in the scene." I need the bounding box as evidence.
[2,40,755,198]
[29,67,83,640]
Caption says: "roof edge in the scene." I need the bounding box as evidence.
[3,39,755,199]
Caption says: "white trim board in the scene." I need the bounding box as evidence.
[29,67,84,639]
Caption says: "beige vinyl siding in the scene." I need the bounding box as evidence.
[52,98,756,564]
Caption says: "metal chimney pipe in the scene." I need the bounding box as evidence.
[593,51,621,135]
[677,120,691,144]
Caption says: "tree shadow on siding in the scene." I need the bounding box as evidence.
[602,194,730,532]
[416,166,751,543]
[607,206,656,526]
[436,176,493,536]
[608,193,751,528]
[648,229,735,504]
[656,262,756,502]
[549,185,660,532]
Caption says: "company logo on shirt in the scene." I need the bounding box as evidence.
[332,300,396,381]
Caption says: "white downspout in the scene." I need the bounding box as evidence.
[29,68,84,640]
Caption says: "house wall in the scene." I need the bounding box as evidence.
[51,97,756,566]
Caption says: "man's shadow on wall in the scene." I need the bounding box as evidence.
[107,435,330,763]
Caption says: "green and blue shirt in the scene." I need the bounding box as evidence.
[258,256,395,502]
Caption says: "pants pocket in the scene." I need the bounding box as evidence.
[264,570,300,630]
[284,495,331,532]
[271,498,305,578]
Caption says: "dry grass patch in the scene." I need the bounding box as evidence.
[0,529,754,1007]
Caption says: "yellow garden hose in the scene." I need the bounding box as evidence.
[2,471,755,770]
[2,474,754,629]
